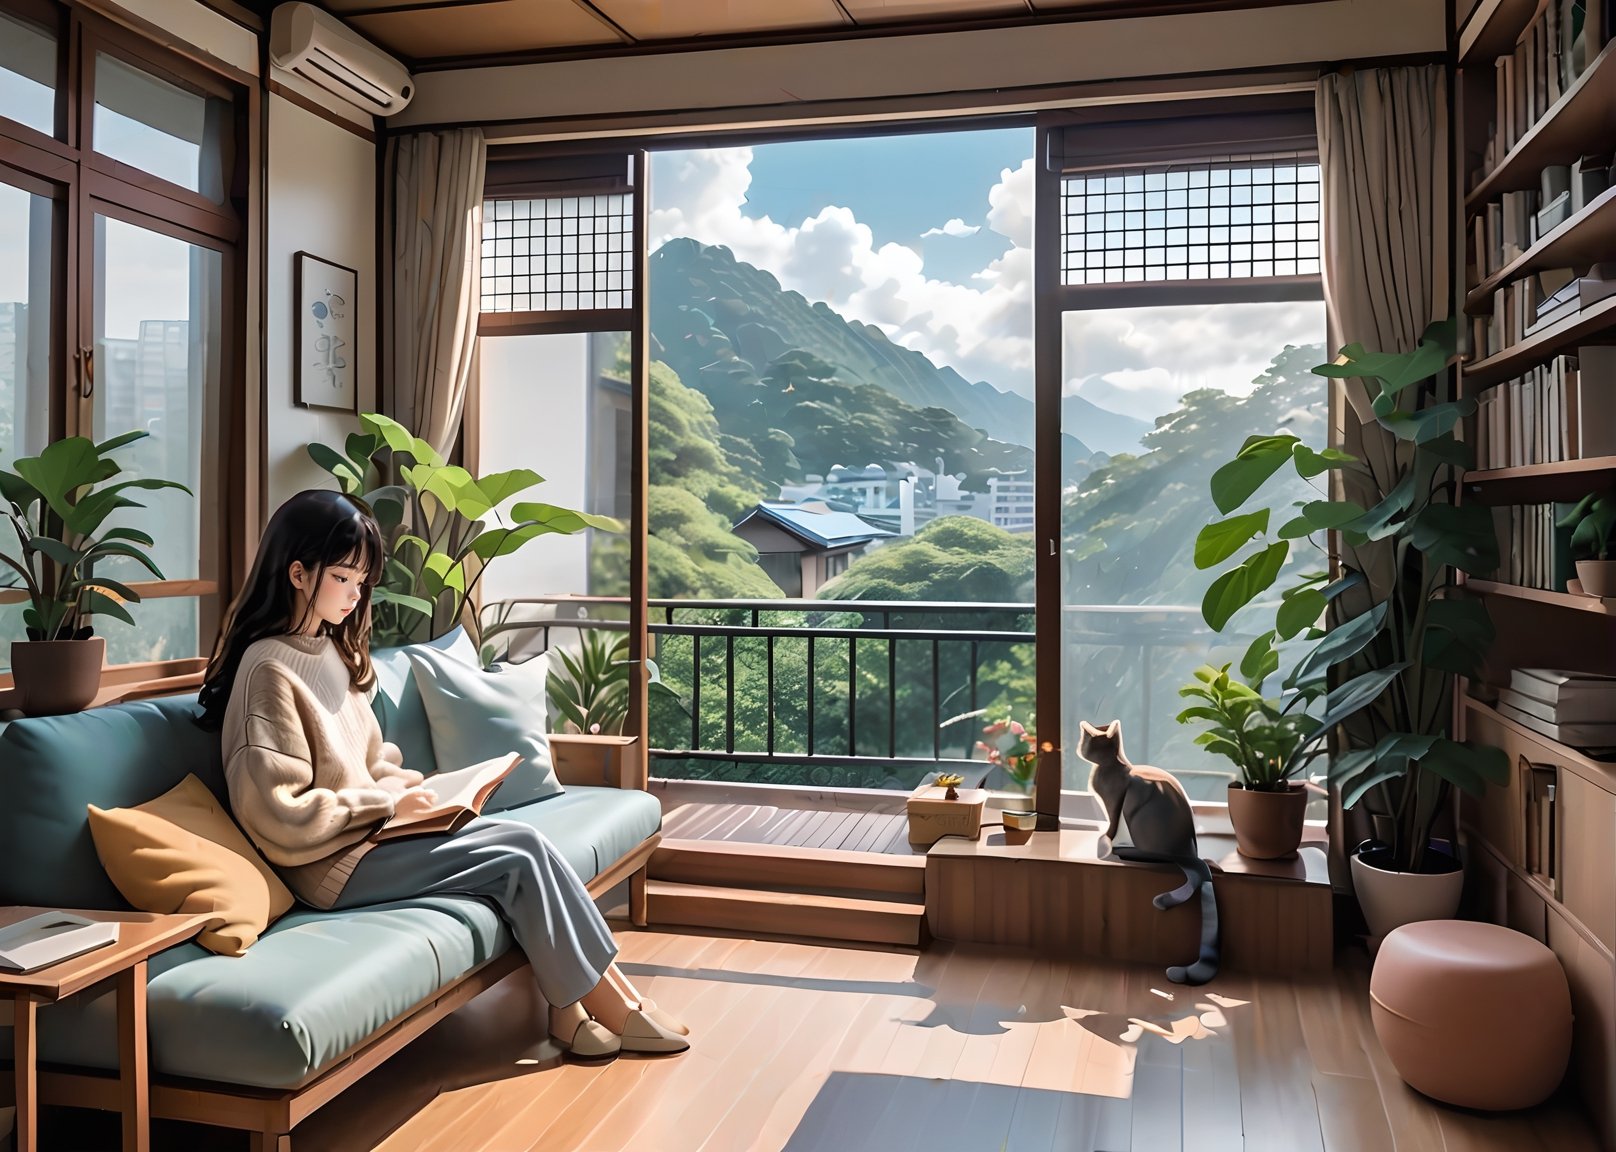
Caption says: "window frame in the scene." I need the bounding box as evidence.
[0,0,251,683]
[1033,109,1328,822]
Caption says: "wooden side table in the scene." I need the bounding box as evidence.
[0,908,206,1152]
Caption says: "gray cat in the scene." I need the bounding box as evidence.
[1078,719,1219,985]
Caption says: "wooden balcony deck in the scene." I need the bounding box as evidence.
[662,799,922,856]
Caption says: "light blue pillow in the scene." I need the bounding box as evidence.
[370,627,478,775]
[405,647,562,812]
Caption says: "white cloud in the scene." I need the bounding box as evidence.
[920,218,980,239]
[650,148,1036,397]
[648,149,1325,419]
[1062,301,1327,423]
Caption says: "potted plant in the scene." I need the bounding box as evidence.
[1176,663,1321,858]
[976,713,1039,843]
[0,432,192,714]
[1192,319,1509,936]
[307,413,621,653]
[1556,489,1616,597]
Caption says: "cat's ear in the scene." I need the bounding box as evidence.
[1106,720,1121,737]
[1078,720,1097,735]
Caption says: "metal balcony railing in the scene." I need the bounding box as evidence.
[484,595,1218,792]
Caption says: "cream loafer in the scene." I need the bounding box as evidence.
[619,1007,690,1054]
[552,1017,621,1062]
[636,998,690,1036]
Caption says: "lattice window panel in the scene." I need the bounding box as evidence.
[480,194,633,312]
[1061,159,1320,285]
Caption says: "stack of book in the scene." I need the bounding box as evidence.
[1475,345,1616,467]
[1490,503,1576,590]
[1479,0,1611,178]
[1498,668,1616,750]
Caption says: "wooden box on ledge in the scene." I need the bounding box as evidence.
[906,783,987,847]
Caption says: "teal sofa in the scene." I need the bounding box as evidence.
[0,651,660,1151]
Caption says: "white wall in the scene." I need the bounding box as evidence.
[475,332,591,600]
[265,93,377,509]
[396,0,1446,132]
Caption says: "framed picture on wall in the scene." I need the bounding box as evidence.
[294,251,358,412]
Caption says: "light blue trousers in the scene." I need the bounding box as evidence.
[332,817,618,1008]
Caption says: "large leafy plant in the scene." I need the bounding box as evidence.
[0,432,191,641]
[1192,319,1508,872]
[307,414,620,649]
[1176,663,1322,791]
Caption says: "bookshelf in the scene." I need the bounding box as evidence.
[1457,1,1616,1142]
[1465,183,1616,308]
[1464,454,1616,502]
[1464,577,1616,613]
[1466,37,1616,206]
[1461,0,1557,65]
[1461,293,1616,389]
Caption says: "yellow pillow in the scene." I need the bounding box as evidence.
[87,774,295,957]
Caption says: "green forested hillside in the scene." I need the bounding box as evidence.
[649,238,1094,489]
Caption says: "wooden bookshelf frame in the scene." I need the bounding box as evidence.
[1464,455,1616,503]
[1467,38,1616,207]
[1464,578,1616,614]
[1464,184,1616,312]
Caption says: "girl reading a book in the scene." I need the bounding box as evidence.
[198,489,687,1061]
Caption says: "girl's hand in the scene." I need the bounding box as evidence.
[391,788,440,820]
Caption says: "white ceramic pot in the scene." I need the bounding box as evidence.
[1351,845,1464,940]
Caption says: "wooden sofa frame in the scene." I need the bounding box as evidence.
[19,734,657,1151]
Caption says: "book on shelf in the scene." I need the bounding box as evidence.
[1499,685,1616,724]
[370,752,522,842]
[1488,503,1576,591]
[1472,344,1616,467]
[1497,703,1616,748]
[1510,666,1616,702]
[1472,2,1612,195]
[1519,756,1558,884]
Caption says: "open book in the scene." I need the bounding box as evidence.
[372,752,522,842]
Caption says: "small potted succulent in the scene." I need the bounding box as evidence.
[1,432,191,714]
[1556,490,1616,597]
[1177,663,1322,858]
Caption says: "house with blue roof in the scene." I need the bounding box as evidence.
[731,501,894,597]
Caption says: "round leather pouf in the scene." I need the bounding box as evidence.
[1369,920,1572,1110]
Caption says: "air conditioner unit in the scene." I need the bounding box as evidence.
[269,2,414,117]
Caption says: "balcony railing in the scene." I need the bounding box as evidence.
[485,595,1224,793]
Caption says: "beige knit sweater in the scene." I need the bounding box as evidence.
[222,634,425,907]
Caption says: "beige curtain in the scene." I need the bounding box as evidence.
[1314,65,1452,886]
[384,128,487,457]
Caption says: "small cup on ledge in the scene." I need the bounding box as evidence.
[1002,809,1037,846]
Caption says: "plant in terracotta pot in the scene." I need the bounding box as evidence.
[0,432,192,715]
[1555,489,1616,597]
[1176,663,1322,858]
[1193,319,1509,937]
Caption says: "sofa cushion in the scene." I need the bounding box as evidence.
[0,695,221,908]
[370,627,478,776]
[17,895,510,1089]
[87,774,296,956]
[407,648,562,811]
[487,786,661,881]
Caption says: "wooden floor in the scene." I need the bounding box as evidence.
[663,801,922,856]
[53,927,1599,1152]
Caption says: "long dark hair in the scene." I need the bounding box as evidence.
[196,489,385,730]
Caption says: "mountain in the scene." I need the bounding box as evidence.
[1060,393,1152,456]
[649,238,1095,490]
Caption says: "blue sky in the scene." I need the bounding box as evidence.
[738,129,1033,285]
